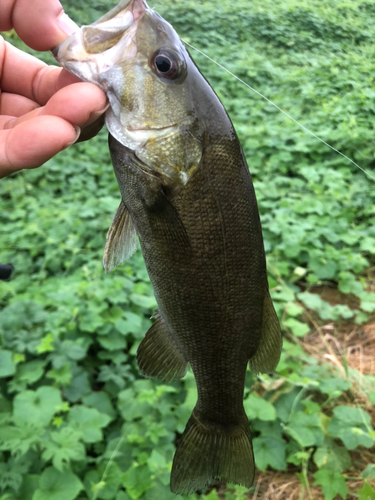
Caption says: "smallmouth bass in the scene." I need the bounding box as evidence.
[53,0,282,494]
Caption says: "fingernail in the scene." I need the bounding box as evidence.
[85,102,110,126]
[90,103,110,120]
[58,12,80,36]
[64,126,81,149]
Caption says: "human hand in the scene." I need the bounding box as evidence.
[0,0,108,179]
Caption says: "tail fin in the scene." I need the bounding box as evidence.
[170,410,254,496]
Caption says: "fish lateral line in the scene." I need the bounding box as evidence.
[182,39,375,183]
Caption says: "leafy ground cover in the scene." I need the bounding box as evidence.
[0,0,375,499]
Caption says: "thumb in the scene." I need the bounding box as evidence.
[1,0,79,51]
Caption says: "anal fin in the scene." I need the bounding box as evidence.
[137,312,188,382]
[249,292,282,374]
[103,200,137,273]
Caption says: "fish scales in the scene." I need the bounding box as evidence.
[53,0,282,494]
[110,131,263,416]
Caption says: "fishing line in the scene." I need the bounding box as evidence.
[182,39,375,183]
[93,433,126,500]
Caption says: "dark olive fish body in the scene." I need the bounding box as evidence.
[53,0,282,493]
[109,71,280,492]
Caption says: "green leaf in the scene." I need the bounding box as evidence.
[63,368,91,403]
[301,399,321,415]
[313,441,351,473]
[37,334,55,354]
[287,412,324,447]
[287,449,311,467]
[17,474,40,500]
[310,259,337,280]
[355,311,369,325]
[332,406,372,425]
[362,464,375,480]
[68,406,111,443]
[14,387,62,426]
[274,387,303,423]
[0,458,24,492]
[82,391,116,419]
[97,331,127,350]
[252,420,284,441]
[358,482,375,500]
[129,294,157,310]
[47,364,73,386]
[0,350,16,378]
[328,406,374,449]
[0,423,44,455]
[122,464,153,499]
[84,462,122,500]
[79,309,104,333]
[360,301,375,313]
[142,480,177,500]
[253,437,287,471]
[118,389,151,421]
[147,450,167,473]
[318,377,351,397]
[297,293,338,320]
[244,393,276,421]
[101,306,124,323]
[15,360,45,384]
[114,312,143,336]
[313,470,348,500]
[339,276,364,296]
[32,467,83,500]
[116,493,132,500]
[297,292,323,310]
[283,318,310,337]
[204,491,220,500]
[62,341,87,361]
[41,428,86,471]
[285,303,304,317]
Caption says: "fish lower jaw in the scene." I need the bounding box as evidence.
[126,124,178,139]
[127,125,177,131]
[122,126,178,151]
[106,114,178,149]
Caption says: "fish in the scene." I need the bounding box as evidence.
[52,0,282,494]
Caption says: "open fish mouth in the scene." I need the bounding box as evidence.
[52,0,149,82]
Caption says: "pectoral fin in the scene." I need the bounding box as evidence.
[103,200,137,273]
[248,293,282,374]
[137,311,188,382]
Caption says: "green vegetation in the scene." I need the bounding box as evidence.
[1,0,375,499]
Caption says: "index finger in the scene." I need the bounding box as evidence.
[0,0,78,51]
[0,39,83,105]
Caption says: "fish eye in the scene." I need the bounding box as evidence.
[155,55,172,73]
[151,50,180,79]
